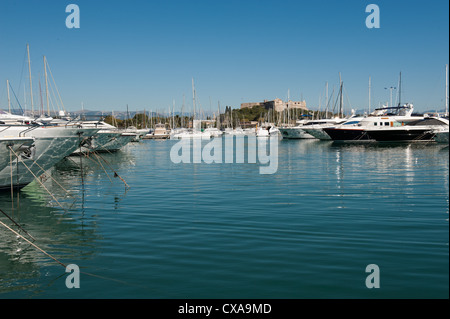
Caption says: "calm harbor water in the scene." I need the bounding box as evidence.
[0,138,448,299]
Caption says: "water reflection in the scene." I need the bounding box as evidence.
[0,148,136,295]
[0,191,100,294]
[0,140,448,298]
[279,139,449,212]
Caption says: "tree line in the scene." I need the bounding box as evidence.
[103,105,335,129]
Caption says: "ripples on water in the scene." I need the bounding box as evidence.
[0,139,448,298]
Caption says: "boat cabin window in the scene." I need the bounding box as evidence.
[343,121,360,125]
[384,122,389,126]
[407,118,447,126]
[374,122,377,126]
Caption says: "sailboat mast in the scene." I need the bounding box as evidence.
[368,76,371,114]
[182,94,185,128]
[446,64,448,116]
[339,73,343,118]
[6,80,11,113]
[230,105,233,128]
[24,86,27,114]
[325,81,328,118]
[287,88,290,124]
[192,78,196,121]
[172,99,175,129]
[44,56,50,116]
[27,44,34,115]
[217,101,221,129]
[398,71,402,106]
[39,79,43,116]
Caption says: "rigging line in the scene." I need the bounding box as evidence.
[47,61,66,112]
[8,146,68,213]
[16,151,20,212]
[90,152,113,183]
[96,141,115,156]
[48,79,61,114]
[46,59,66,113]
[29,154,78,199]
[77,134,85,186]
[343,85,352,113]
[327,86,335,118]
[10,149,14,210]
[76,148,113,183]
[332,86,340,115]
[15,48,28,101]
[92,149,129,188]
[8,82,24,114]
[0,219,66,267]
[0,218,143,287]
[0,208,36,242]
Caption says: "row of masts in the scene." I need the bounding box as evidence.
[97,65,450,130]
[446,63,449,116]
[5,45,449,120]
[5,44,58,116]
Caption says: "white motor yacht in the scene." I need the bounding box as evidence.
[203,127,223,137]
[322,104,424,141]
[224,127,247,136]
[279,120,315,139]
[0,124,100,190]
[152,123,170,139]
[0,137,35,172]
[256,125,279,137]
[298,118,350,140]
[256,126,270,137]
[364,116,449,142]
[70,121,136,153]
[171,129,211,139]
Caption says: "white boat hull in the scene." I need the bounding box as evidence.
[0,126,99,190]
[0,137,35,172]
[434,130,449,143]
[302,127,332,140]
[279,127,315,139]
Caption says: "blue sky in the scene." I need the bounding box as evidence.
[0,0,448,114]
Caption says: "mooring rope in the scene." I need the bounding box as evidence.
[8,146,68,213]
[92,150,129,188]
[76,148,113,183]
[0,218,143,287]
[0,219,66,267]
[10,149,14,206]
[28,156,77,199]
[0,208,36,242]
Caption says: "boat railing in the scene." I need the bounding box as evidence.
[19,125,38,137]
